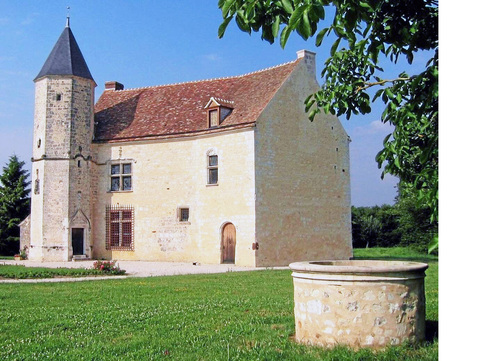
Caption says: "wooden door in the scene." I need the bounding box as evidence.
[72,228,84,255]
[221,223,236,264]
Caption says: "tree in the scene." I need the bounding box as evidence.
[0,155,31,255]
[395,182,437,253]
[351,205,400,248]
[218,0,438,249]
[359,214,382,248]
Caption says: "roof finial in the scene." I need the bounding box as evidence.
[66,6,70,28]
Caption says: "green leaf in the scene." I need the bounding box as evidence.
[272,15,281,38]
[221,0,236,18]
[315,27,328,47]
[385,88,394,99]
[359,2,372,10]
[330,38,341,56]
[218,16,233,38]
[281,0,294,14]
[280,26,292,48]
[297,9,312,39]
[428,235,438,254]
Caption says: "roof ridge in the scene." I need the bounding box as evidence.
[113,59,298,92]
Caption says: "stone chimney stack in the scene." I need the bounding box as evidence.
[105,81,124,91]
[296,50,316,79]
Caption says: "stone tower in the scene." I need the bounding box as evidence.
[29,18,96,261]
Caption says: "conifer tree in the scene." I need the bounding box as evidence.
[0,155,31,255]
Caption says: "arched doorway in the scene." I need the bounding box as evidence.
[221,223,236,264]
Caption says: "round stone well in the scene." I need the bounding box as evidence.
[289,260,428,349]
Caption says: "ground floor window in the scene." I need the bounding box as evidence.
[178,207,190,222]
[106,205,134,250]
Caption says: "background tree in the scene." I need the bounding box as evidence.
[351,204,400,249]
[0,155,31,255]
[395,182,437,253]
[218,0,438,250]
[359,214,381,248]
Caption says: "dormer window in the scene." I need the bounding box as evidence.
[209,109,219,128]
[204,97,234,129]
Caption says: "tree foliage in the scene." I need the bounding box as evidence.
[395,182,437,253]
[0,155,31,255]
[351,185,437,253]
[351,205,400,249]
[218,0,438,247]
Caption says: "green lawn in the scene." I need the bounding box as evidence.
[0,248,438,360]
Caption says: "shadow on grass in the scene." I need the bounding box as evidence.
[426,320,439,342]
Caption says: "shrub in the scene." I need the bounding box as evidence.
[92,260,125,275]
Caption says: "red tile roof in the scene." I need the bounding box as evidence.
[94,59,300,142]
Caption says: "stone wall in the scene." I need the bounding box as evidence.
[254,56,353,267]
[291,261,427,349]
[29,75,95,261]
[19,215,30,256]
[91,128,257,266]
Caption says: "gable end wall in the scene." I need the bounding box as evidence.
[254,60,353,267]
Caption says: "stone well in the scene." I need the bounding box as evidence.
[289,260,428,349]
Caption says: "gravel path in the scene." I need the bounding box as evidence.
[0,259,288,283]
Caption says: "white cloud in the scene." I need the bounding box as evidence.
[352,119,392,135]
[203,53,222,62]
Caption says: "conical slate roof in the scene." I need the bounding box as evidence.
[35,23,93,81]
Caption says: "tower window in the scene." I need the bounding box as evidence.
[110,163,132,191]
[56,94,62,101]
[34,170,40,194]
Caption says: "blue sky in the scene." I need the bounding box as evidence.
[0,1,438,206]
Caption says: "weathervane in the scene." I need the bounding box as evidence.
[66,6,70,27]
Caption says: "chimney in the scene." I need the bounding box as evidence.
[105,81,124,91]
[296,50,316,78]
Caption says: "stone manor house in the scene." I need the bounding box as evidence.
[20,21,352,267]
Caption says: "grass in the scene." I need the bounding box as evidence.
[0,248,438,360]
[353,246,438,263]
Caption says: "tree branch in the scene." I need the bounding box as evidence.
[355,77,410,93]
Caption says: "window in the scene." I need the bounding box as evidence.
[34,169,40,195]
[179,208,189,222]
[204,97,233,128]
[209,109,219,128]
[56,93,62,101]
[110,163,132,191]
[207,155,218,185]
[106,205,134,250]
